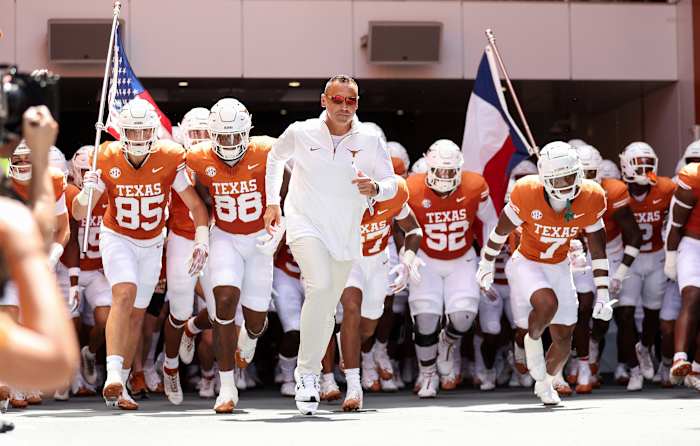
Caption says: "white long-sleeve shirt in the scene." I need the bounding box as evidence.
[266,114,397,261]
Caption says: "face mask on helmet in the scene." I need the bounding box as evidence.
[538,141,583,202]
[425,140,463,193]
[118,99,159,156]
[620,143,658,186]
[185,129,209,149]
[71,146,92,188]
[208,98,252,162]
[427,167,461,193]
[210,130,249,161]
[180,107,210,149]
[9,144,31,181]
[575,145,602,183]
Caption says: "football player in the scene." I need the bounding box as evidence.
[477,142,613,405]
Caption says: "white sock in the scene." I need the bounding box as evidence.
[674,352,688,362]
[187,318,202,335]
[321,372,335,382]
[106,355,123,382]
[344,368,360,387]
[361,351,374,365]
[164,355,179,370]
[219,370,234,392]
[120,368,131,384]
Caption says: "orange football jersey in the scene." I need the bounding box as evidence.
[94,140,186,241]
[627,176,675,253]
[508,176,606,264]
[168,169,196,240]
[601,178,631,243]
[65,184,107,271]
[361,176,409,257]
[187,140,271,236]
[12,167,66,204]
[678,163,700,238]
[407,172,489,260]
[274,244,301,280]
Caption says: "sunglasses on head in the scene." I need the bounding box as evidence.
[326,94,358,106]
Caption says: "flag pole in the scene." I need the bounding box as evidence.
[485,28,539,157]
[83,1,122,252]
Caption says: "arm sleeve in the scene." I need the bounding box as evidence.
[372,138,398,202]
[504,202,524,227]
[266,124,297,206]
[172,169,192,193]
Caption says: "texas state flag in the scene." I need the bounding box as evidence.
[105,23,172,140]
[461,46,532,213]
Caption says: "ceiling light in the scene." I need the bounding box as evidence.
[178,81,189,87]
[288,81,301,88]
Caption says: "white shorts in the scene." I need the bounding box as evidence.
[345,251,390,320]
[408,249,479,316]
[505,252,578,329]
[99,230,164,309]
[618,249,667,310]
[79,269,112,308]
[165,232,198,321]
[56,262,81,318]
[272,267,304,332]
[206,226,273,313]
[479,283,512,334]
[678,237,700,292]
[572,244,623,294]
[661,280,681,322]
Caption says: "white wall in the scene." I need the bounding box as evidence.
[0,0,682,81]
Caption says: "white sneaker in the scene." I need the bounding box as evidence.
[361,353,381,392]
[627,366,643,391]
[199,375,216,398]
[480,368,496,391]
[236,324,259,369]
[635,342,655,380]
[213,387,239,414]
[53,388,69,401]
[319,373,341,401]
[373,342,394,380]
[342,385,363,411]
[417,367,439,398]
[144,366,163,393]
[80,346,97,385]
[179,322,196,365]
[163,367,184,405]
[234,367,247,391]
[615,363,630,385]
[436,331,457,377]
[295,369,320,415]
[534,378,561,405]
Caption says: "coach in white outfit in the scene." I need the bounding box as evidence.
[264,75,397,415]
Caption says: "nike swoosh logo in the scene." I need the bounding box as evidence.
[309,147,322,152]
[248,163,260,170]
[152,167,164,174]
[456,197,466,203]
[101,204,108,209]
[652,199,663,204]
[573,213,586,219]
[377,209,388,215]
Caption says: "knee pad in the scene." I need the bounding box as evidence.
[244,317,268,339]
[446,311,476,337]
[168,314,186,329]
[413,313,441,346]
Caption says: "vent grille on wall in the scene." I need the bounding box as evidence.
[48,19,125,63]
[368,21,442,65]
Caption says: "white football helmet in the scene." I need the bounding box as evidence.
[619,142,658,185]
[424,139,463,193]
[510,159,537,180]
[568,138,588,148]
[71,145,93,188]
[363,122,387,144]
[8,140,31,181]
[49,146,68,178]
[537,141,583,201]
[575,144,603,183]
[682,140,700,166]
[118,98,159,156]
[411,157,428,175]
[180,107,210,149]
[388,141,410,175]
[599,159,621,180]
[208,98,252,162]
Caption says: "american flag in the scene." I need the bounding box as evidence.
[105,23,172,140]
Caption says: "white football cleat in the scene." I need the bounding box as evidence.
[684,372,700,391]
[295,370,320,415]
[163,367,184,405]
[342,386,363,412]
[627,366,643,391]
[319,373,341,401]
[234,367,248,391]
[534,378,561,406]
[361,354,381,392]
[635,342,655,380]
[380,378,398,392]
[116,388,139,410]
[144,365,164,393]
[199,375,216,399]
[480,368,496,391]
[53,388,69,401]
[213,387,239,414]
[615,363,630,385]
[102,371,123,406]
[178,322,197,365]
[80,346,98,385]
[436,331,456,377]
[373,342,394,380]
[416,367,439,399]
[235,323,259,369]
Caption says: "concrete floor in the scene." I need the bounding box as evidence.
[1,385,698,446]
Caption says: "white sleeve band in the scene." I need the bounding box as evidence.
[55,193,67,216]
[597,288,610,300]
[591,258,609,271]
[504,203,523,227]
[585,218,605,233]
[195,226,209,246]
[489,231,508,245]
[76,189,90,206]
[623,245,640,258]
[594,276,610,288]
[670,221,683,228]
[68,267,81,278]
[671,195,694,210]
[396,203,411,220]
[483,246,501,258]
[613,263,629,282]
[404,227,423,238]
[172,169,191,193]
